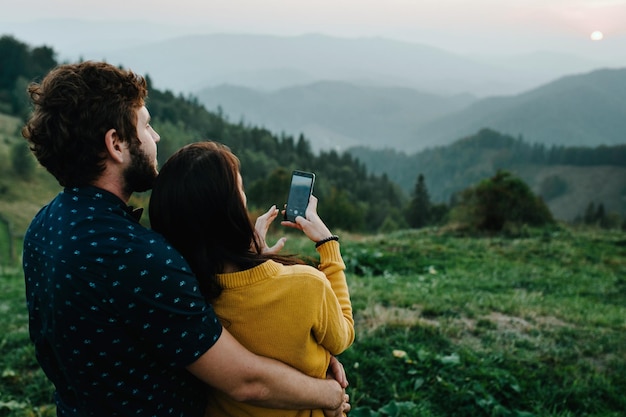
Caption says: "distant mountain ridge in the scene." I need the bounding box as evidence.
[197,81,476,151]
[17,28,609,98]
[198,68,626,152]
[104,33,532,96]
[407,67,626,152]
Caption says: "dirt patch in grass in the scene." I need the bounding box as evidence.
[356,304,439,334]
[486,312,533,330]
[357,305,578,356]
[358,305,570,334]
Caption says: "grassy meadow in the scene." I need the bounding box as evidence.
[1,112,625,416]
[2,226,625,417]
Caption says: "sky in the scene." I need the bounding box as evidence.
[2,0,626,59]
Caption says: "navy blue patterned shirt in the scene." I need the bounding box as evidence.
[23,186,222,417]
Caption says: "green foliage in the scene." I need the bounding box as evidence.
[247,167,292,209]
[349,129,626,223]
[10,141,35,179]
[321,187,366,231]
[377,208,410,234]
[0,35,56,117]
[3,227,626,416]
[152,120,198,166]
[0,270,55,417]
[580,201,622,229]
[0,217,11,265]
[337,228,626,417]
[343,326,531,417]
[451,170,554,233]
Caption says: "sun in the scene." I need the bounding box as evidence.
[590,31,604,41]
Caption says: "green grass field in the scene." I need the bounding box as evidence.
[2,227,625,416]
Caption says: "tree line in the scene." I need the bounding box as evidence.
[351,128,626,201]
[0,35,56,118]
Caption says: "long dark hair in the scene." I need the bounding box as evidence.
[149,141,301,301]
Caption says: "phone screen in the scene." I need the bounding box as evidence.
[285,170,315,222]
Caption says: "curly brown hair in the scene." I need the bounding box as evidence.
[22,61,148,187]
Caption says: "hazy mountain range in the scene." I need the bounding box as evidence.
[199,68,626,153]
[98,32,607,97]
[3,20,625,154]
[404,67,626,152]
[4,19,620,98]
[4,20,611,98]
[197,82,477,151]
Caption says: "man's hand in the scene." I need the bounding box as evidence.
[323,391,350,417]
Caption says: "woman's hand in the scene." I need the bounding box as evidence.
[281,195,333,243]
[254,205,287,255]
[327,356,349,389]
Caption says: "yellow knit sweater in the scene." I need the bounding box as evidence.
[205,240,354,417]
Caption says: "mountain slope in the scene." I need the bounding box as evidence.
[197,81,476,151]
[406,68,626,151]
[200,68,626,153]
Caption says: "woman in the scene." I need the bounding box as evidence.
[149,141,354,417]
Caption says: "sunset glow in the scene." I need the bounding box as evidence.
[590,31,604,41]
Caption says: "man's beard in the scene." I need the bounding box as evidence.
[123,144,158,195]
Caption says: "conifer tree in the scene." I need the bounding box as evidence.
[405,174,431,228]
[584,202,596,225]
[595,203,608,228]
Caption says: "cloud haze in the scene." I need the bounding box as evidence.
[3,0,625,57]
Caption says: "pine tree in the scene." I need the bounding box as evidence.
[584,202,596,225]
[595,203,607,228]
[405,174,431,228]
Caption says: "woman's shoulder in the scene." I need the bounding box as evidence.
[276,261,327,284]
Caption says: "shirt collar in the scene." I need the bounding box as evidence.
[63,186,143,222]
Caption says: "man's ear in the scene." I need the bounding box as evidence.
[104,128,126,164]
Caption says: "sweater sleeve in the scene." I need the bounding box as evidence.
[314,240,355,355]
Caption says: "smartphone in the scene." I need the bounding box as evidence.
[284,170,315,222]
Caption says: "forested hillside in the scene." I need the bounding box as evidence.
[0,34,405,236]
[350,128,626,221]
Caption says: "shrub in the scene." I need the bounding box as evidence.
[450,170,554,232]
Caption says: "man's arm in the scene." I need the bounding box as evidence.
[187,328,348,414]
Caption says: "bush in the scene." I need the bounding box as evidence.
[450,170,554,233]
[10,140,35,180]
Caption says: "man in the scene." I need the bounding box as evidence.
[22,61,349,417]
